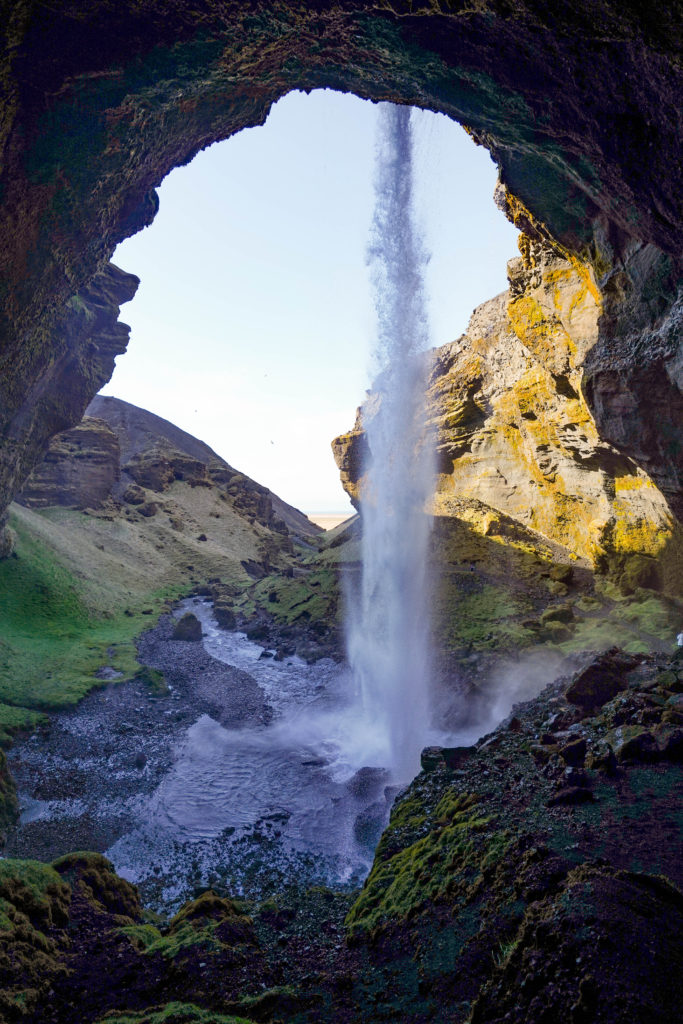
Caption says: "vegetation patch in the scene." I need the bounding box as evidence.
[346,791,509,940]
[121,892,255,962]
[434,580,534,652]
[52,851,141,921]
[0,858,71,1019]
[0,703,46,748]
[0,749,19,837]
[95,1004,252,1024]
[236,567,340,628]
[0,513,181,711]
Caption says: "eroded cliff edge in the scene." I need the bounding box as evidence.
[0,1,681,550]
[334,232,683,594]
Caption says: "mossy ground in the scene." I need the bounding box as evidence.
[430,511,682,662]
[0,857,71,1019]
[345,791,509,941]
[95,1007,252,1024]
[121,892,255,962]
[233,567,339,629]
[0,511,180,713]
[0,487,295,727]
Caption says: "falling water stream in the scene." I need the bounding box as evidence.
[347,103,436,781]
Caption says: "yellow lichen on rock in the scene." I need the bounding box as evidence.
[333,234,676,584]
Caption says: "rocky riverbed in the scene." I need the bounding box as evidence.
[5,600,399,909]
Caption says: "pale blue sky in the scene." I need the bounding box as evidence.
[104,90,519,512]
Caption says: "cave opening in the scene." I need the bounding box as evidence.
[103,88,519,516]
[2,9,682,1019]
[6,88,527,905]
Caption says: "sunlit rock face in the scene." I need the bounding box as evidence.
[334,236,679,578]
[0,1,681,544]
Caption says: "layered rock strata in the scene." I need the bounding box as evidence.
[17,395,319,542]
[334,235,679,578]
[0,1,681,547]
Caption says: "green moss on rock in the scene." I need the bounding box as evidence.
[95,1004,252,1024]
[346,791,509,940]
[121,891,255,963]
[51,851,141,921]
[134,666,168,695]
[0,858,71,1018]
[0,749,18,839]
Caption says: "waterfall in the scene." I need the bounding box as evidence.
[347,103,435,782]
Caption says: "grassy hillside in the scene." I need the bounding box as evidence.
[0,478,296,739]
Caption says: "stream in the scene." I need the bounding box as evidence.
[5,596,555,910]
[6,599,401,908]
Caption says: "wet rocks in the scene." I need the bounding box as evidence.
[353,802,388,851]
[565,649,639,711]
[172,613,202,642]
[559,737,587,767]
[345,767,389,801]
[213,603,236,630]
[420,746,446,772]
[421,744,475,772]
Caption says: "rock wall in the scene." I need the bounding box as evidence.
[0,1,681,550]
[16,395,319,541]
[334,234,679,575]
[16,415,120,510]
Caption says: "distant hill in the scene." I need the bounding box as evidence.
[0,396,321,722]
[18,394,320,543]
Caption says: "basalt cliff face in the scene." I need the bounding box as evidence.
[0,1,681,552]
[334,235,682,592]
[17,394,317,541]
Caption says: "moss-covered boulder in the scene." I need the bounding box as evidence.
[95,1006,252,1024]
[122,891,256,965]
[52,851,141,921]
[0,750,19,841]
[0,859,71,1019]
[213,603,236,630]
[172,613,202,643]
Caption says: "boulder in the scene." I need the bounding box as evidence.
[565,649,639,711]
[172,613,202,642]
[559,737,587,767]
[346,767,390,800]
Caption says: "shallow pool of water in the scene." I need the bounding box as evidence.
[105,599,400,903]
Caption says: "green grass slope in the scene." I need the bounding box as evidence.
[0,481,296,731]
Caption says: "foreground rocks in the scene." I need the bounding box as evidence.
[1,646,681,1023]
